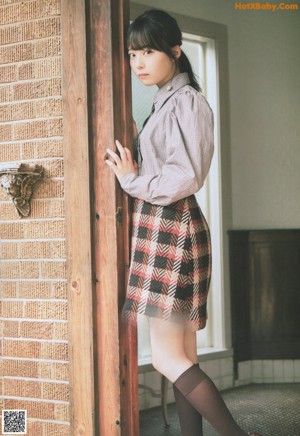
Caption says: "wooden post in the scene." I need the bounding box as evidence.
[62,0,95,434]
[87,0,139,435]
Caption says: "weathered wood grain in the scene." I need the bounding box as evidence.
[87,0,139,435]
[62,0,95,434]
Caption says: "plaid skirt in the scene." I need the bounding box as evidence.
[122,195,212,331]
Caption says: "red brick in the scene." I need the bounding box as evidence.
[0,142,21,160]
[52,282,67,299]
[0,261,40,279]
[0,241,18,258]
[3,339,40,359]
[0,222,25,239]
[40,260,66,279]
[18,240,66,259]
[0,281,17,298]
[42,422,70,436]
[18,57,61,80]
[4,399,55,420]
[3,340,68,361]
[0,64,17,83]
[18,281,52,299]
[0,358,68,381]
[54,403,69,422]
[0,99,62,122]
[35,138,63,158]
[0,83,11,101]
[33,179,64,200]
[34,36,61,59]
[0,1,61,26]
[40,342,68,361]
[0,123,13,141]
[13,78,61,100]
[14,118,63,140]
[0,42,33,64]
[1,301,23,317]
[20,321,53,339]
[25,220,65,239]
[0,0,70,422]
[0,17,61,45]
[24,301,67,320]
[2,320,19,337]
[38,361,69,380]
[4,378,42,398]
[26,420,43,436]
[30,199,65,219]
[42,381,69,401]
[1,359,38,378]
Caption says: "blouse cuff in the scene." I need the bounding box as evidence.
[120,172,138,192]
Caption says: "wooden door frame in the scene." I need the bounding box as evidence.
[87,0,138,434]
[62,0,95,434]
[63,0,138,435]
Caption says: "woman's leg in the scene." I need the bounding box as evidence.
[183,328,197,363]
[173,328,203,436]
[149,317,193,382]
[149,317,202,435]
[149,317,247,436]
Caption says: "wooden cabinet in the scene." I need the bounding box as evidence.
[229,230,300,372]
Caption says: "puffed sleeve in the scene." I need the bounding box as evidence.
[120,91,214,206]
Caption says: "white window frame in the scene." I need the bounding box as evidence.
[181,33,225,352]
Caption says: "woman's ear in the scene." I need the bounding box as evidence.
[171,45,181,60]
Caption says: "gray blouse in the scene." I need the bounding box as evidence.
[120,72,214,206]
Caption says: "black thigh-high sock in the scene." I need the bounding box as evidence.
[173,372,203,436]
[174,364,247,436]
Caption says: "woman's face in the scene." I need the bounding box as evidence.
[128,47,177,88]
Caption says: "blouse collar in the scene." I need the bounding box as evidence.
[153,72,190,112]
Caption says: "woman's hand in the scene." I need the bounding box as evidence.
[105,140,138,182]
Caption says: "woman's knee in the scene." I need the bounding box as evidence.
[151,346,182,380]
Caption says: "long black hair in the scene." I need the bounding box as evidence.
[127,9,200,92]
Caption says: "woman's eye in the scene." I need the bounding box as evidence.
[128,52,135,58]
[144,49,153,55]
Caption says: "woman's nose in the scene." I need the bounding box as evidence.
[135,55,144,69]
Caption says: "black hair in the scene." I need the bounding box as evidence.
[127,9,200,92]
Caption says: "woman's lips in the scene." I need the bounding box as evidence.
[139,74,149,79]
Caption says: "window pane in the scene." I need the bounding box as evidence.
[132,74,156,132]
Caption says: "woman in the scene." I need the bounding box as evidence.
[106,9,263,436]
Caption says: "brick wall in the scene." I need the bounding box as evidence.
[0,1,70,434]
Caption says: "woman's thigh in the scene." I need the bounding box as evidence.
[184,328,198,364]
[148,317,194,382]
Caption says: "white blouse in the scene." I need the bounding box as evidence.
[120,72,214,206]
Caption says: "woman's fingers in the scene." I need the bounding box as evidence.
[104,158,114,167]
[124,147,132,159]
[106,141,132,164]
[105,147,121,166]
[116,140,133,162]
[115,140,126,159]
[105,140,137,180]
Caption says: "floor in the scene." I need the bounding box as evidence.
[140,383,300,436]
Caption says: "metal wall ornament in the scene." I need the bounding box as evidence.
[0,164,44,218]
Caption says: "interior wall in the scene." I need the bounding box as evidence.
[130,0,300,229]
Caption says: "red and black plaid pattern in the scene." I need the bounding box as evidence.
[122,195,212,331]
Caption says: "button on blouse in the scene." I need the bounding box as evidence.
[120,72,214,206]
